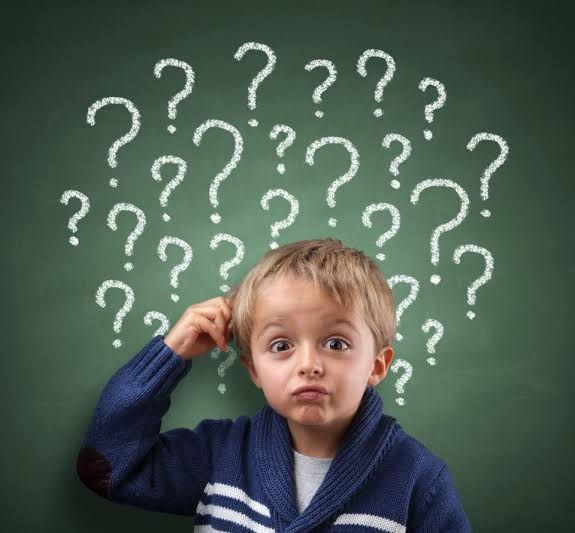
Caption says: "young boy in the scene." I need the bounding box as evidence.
[76,238,472,532]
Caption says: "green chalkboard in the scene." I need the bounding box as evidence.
[3,1,574,531]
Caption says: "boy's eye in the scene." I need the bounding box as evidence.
[270,340,291,353]
[269,338,350,353]
[326,338,350,351]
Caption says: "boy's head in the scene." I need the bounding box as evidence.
[227,238,396,441]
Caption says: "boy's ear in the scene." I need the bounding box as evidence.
[367,345,394,387]
[240,353,262,389]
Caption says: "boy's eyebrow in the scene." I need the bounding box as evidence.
[258,317,359,336]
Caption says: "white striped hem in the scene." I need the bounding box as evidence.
[203,482,271,517]
[195,501,275,533]
[333,513,406,532]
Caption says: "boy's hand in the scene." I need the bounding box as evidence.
[164,296,234,360]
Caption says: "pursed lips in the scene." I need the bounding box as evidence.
[293,385,327,395]
[292,385,328,399]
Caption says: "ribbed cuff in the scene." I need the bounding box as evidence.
[125,335,193,396]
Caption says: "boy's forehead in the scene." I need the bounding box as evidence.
[254,287,339,315]
[253,275,359,323]
[253,312,362,340]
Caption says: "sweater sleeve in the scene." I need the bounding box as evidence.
[408,464,473,532]
[76,335,213,516]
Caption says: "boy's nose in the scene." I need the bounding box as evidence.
[296,346,324,375]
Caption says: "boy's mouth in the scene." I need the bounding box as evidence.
[292,385,328,400]
[294,391,327,401]
[293,384,328,394]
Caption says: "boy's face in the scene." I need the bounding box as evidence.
[240,275,394,439]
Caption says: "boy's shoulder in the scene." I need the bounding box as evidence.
[393,423,446,464]
[388,421,450,490]
[192,413,252,439]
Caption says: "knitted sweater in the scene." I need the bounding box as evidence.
[76,335,472,532]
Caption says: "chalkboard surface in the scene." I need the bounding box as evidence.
[3,1,574,531]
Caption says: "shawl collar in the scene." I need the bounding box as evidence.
[254,386,400,532]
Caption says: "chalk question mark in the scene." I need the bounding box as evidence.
[151,155,188,222]
[153,58,195,134]
[421,318,444,366]
[95,279,135,349]
[361,202,400,261]
[157,236,194,303]
[410,179,470,285]
[382,133,412,189]
[269,124,296,174]
[60,190,90,246]
[86,97,141,188]
[210,345,238,394]
[390,358,413,406]
[260,188,300,249]
[305,136,360,227]
[107,203,146,271]
[452,244,494,320]
[144,311,170,337]
[304,59,337,118]
[466,132,509,218]
[234,42,277,127]
[418,77,447,140]
[210,233,245,293]
[356,49,396,118]
[388,275,420,342]
[193,119,244,225]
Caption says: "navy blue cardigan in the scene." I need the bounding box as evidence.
[77,335,472,532]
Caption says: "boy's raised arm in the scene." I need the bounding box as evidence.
[76,296,235,515]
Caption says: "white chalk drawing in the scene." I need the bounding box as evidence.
[452,244,494,320]
[69,44,509,406]
[361,202,401,261]
[234,42,277,127]
[305,136,360,227]
[193,119,244,224]
[304,59,337,118]
[153,58,195,134]
[269,124,296,174]
[95,279,135,348]
[421,318,444,366]
[260,188,300,249]
[466,132,509,218]
[60,190,90,246]
[151,155,188,222]
[410,179,470,284]
[356,49,396,118]
[210,345,239,394]
[388,275,420,342]
[418,77,447,140]
[86,97,141,188]
[209,233,245,293]
[390,359,413,406]
[144,311,170,337]
[106,203,146,271]
[381,133,412,189]
[157,236,194,303]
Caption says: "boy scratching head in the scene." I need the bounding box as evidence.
[227,237,395,458]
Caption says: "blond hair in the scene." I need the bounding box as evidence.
[226,238,396,360]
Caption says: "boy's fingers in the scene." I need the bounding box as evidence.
[219,302,232,323]
[195,311,226,351]
[195,315,224,349]
[214,307,227,350]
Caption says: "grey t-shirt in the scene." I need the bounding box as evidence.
[292,448,334,513]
